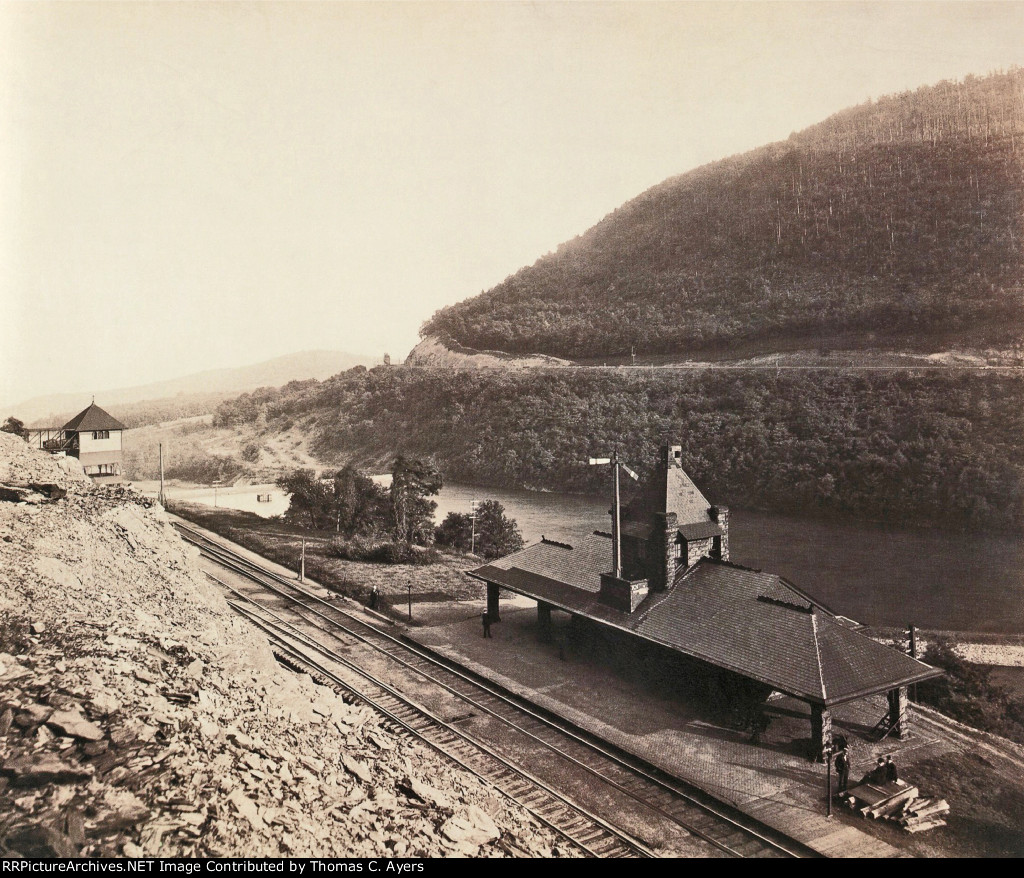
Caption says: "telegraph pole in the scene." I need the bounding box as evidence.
[470,498,478,556]
[908,623,919,701]
[299,537,306,583]
[158,444,165,506]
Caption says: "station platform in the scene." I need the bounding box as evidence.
[405,597,959,858]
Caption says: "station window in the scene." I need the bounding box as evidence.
[92,430,110,440]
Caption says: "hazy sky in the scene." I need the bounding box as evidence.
[2,1,1023,406]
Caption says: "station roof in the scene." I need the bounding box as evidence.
[618,447,725,544]
[470,533,941,707]
[624,457,712,527]
[62,403,126,433]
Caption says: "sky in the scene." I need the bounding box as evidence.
[2,1,1023,407]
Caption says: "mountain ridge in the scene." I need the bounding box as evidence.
[422,70,1024,362]
[11,349,373,425]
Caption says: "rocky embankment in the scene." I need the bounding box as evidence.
[0,434,570,858]
[404,336,570,369]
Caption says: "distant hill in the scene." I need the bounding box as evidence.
[211,365,1024,533]
[13,350,373,426]
[422,70,1024,361]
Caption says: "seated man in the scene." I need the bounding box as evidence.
[860,756,888,786]
[885,754,899,783]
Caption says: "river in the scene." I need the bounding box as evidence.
[159,477,1023,634]
[436,482,1024,635]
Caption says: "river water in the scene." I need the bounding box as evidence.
[160,477,1023,634]
[436,482,1024,635]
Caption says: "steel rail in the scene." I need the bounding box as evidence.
[222,585,649,858]
[176,519,814,857]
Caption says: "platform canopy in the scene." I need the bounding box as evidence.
[470,532,941,708]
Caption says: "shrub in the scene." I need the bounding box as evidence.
[917,637,1024,745]
[327,536,441,565]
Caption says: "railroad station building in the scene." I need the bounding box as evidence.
[469,445,941,758]
[30,402,127,484]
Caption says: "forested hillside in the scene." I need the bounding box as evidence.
[214,366,1024,533]
[423,71,1024,360]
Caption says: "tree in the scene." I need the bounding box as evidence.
[473,500,524,558]
[276,469,334,530]
[435,501,524,559]
[434,512,474,553]
[330,464,388,536]
[1,417,29,441]
[390,456,442,544]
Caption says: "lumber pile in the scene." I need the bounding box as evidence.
[843,781,949,833]
[897,797,950,833]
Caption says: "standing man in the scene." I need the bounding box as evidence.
[750,708,770,744]
[835,746,850,796]
[482,612,492,638]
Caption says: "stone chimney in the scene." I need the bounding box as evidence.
[649,511,678,591]
[662,445,683,468]
[709,505,730,561]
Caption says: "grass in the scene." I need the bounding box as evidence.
[168,501,483,620]
[906,750,1024,857]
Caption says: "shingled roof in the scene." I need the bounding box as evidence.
[471,535,940,706]
[624,455,711,526]
[62,403,126,433]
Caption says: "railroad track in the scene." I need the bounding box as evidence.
[174,519,815,858]
[228,595,645,858]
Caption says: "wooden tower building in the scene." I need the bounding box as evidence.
[58,402,127,484]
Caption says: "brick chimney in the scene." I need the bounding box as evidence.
[649,511,678,591]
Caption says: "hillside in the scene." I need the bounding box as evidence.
[212,365,1024,534]
[11,350,373,426]
[422,70,1024,361]
[0,433,563,857]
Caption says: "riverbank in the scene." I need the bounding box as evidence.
[132,443,1024,634]
[169,500,1024,665]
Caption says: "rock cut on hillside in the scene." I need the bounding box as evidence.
[0,433,568,858]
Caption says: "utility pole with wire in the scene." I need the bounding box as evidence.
[470,498,478,556]
[588,451,639,579]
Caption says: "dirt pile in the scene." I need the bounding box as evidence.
[0,438,90,488]
[0,433,569,858]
